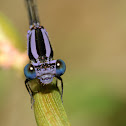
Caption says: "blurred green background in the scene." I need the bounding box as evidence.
[1,0,126,126]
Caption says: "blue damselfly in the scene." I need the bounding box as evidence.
[24,0,66,104]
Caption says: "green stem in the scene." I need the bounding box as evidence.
[31,80,70,126]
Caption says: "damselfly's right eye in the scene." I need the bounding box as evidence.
[24,64,36,80]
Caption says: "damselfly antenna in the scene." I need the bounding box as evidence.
[25,0,40,27]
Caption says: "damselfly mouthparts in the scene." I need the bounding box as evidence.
[24,0,66,105]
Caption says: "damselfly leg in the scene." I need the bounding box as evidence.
[25,79,35,108]
[56,77,63,103]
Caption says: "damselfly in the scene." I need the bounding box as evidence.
[24,0,66,105]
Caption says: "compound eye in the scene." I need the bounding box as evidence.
[56,59,66,77]
[24,64,36,80]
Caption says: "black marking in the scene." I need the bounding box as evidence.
[35,28,46,57]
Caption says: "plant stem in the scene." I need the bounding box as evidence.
[31,80,71,126]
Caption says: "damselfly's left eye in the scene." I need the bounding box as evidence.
[24,64,36,80]
[56,59,66,77]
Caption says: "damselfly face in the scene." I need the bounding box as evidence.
[24,26,66,84]
[34,61,56,84]
[24,59,66,84]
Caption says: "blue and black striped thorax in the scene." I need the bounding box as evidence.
[27,26,53,62]
[24,25,66,84]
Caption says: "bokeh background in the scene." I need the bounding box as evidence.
[0,0,126,126]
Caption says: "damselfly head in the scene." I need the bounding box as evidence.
[24,59,66,84]
[34,60,56,84]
